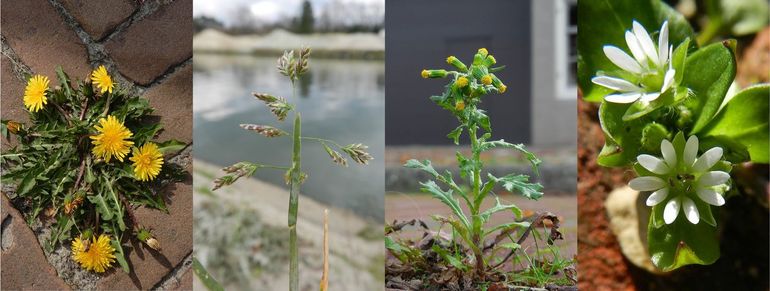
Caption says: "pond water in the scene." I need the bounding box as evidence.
[193,54,385,221]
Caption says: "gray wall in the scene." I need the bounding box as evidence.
[531,0,577,147]
[385,0,532,145]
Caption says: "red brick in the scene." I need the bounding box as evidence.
[59,0,138,40]
[96,162,192,289]
[1,55,28,150]
[1,0,91,82]
[105,0,192,85]
[144,64,192,144]
[1,194,71,290]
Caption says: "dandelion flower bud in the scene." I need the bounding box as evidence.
[455,100,466,111]
[478,48,489,57]
[481,75,493,86]
[498,84,507,93]
[421,69,447,79]
[6,121,22,134]
[446,56,468,72]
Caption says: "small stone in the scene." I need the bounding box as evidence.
[59,0,138,40]
[604,186,662,274]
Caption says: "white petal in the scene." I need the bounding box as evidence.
[638,154,670,174]
[697,188,725,206]
[591,76,641,92]
[663,197,681,224]
[683,135,699,168]
[633,21,659,65]
[682,197,699,224]
[698,171,730,187]
[692,147,723,173]
[661,68,675,93]
[603,46,643,74]
[629,176,666,191]
[640,92,661,102]
[605,92,642,104]
[625,31,648,67]
[658,21,669,66]
[660,139,677,168]
[646,188,669,206]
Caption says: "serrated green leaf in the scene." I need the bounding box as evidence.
[447,125,463,145]
[478,139,542,175]
[87,193,114,221]
[111,238,131,273]
[487,173,543,200]
[156,139,186,154]
[479,196,523,224]
[419,180,470,229]
[404,159,439,178]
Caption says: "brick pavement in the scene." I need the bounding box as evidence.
[0,0,192,289]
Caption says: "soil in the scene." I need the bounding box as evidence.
[576,98,769,290]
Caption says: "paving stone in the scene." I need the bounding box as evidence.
[1,55,28,150]
[143,64,192,144]
[96,162,193,290]
[59,0,138,40]
[167,267,193,290]
[1,0,91,81]
[105,0,192,85]
[1,194,71,290]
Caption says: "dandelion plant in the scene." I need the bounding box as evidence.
[1,66,186,273]
[579,0,769,271]
[212,47,372,291]
[386,49,561,287]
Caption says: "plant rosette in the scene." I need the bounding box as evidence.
[386,49,574,289]
[1,66,186,273]
[578,0,769,271]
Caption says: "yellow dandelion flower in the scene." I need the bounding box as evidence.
[23,75,49,112]
[129,142,164,181]
[421,69,430,79]
[72,234,116,273]
[499,84,507,93]
[481,75,493,86]
[455,76,469,88]
[90,65,114,94]
[90,115,133,162]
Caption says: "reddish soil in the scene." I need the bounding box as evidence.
[576,100,635,291]
[577,98,769,290]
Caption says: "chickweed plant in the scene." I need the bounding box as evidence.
[211,47,372,291]
[579,0,769,271]
[386,49,569,288]
[1,66,186,273]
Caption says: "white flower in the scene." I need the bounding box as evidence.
[592,20,676,104]
[629,135,729,225]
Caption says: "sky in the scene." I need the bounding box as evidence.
[193,0,384,27]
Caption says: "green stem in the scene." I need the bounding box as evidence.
[468,123,486,279]
[300,136,344,148]
[288,111,301,291]
[257,164,291,171]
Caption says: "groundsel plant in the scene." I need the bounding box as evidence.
[1,66,186,273]
[389,48,546,281]
[579,0,769,271]
[211,47,372,291]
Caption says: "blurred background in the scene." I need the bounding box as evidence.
[192,0,384,290]
[384,0,578,262]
